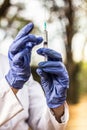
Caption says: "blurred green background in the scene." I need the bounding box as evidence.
[1,0,87,129]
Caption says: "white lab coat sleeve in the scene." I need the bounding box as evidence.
[28,79,69,130]
[0,78,23,126]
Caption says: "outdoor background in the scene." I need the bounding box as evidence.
[0,0,87,129]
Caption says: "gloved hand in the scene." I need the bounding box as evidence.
[5,23,43,89]
[36,48,69,108]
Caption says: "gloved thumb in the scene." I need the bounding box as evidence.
[36,68,47,79]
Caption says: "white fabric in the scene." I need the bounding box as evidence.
[0,54,69,130]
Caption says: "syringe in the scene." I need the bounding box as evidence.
[43,22,48,48]
[43,22,48,61]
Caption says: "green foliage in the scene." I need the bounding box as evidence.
[78,62,87,95]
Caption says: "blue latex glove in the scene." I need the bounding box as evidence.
[5,23,43,89]
[36,48,69,108]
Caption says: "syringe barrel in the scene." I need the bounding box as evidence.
[43,30,48,61]
[43,29,48,48]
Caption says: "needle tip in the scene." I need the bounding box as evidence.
[44,22,47,30]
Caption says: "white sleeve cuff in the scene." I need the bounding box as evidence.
[60,102,69,123]
[50,102,69,124]
[0,78,23,126]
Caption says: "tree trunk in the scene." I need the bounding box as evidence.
[66,0,80,104]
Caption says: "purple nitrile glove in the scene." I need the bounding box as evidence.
[36,48,69,108]
[5,23,43,89]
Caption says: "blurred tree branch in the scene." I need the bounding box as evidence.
[0,0,11,17]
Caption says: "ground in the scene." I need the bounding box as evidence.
[66,95,87,130]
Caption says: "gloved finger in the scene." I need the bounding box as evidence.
[42,66,68,77]
[26,37,43,49]
[37,48,62,61]
[36,68,51,90]
[14,23,34,41]
[38,61,62,67]
[36,68,48,78]
[9,34,37,54]
[41,65,69,88]
[36,36,43,44]
[38,64,69,88]
[38,61,68,77]
[13,48,30,66]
